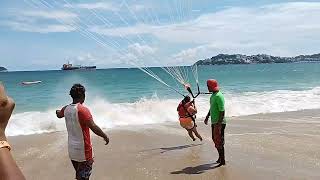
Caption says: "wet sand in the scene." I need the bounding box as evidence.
[8,109,320,180]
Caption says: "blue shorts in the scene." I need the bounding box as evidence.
[71,159,94,180]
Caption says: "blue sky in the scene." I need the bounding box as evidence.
[1,0,320,71]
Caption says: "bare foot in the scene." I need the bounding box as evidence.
[216,158,220,163]
[217,161,226,167]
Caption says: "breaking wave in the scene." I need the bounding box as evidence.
[7,87,320,136]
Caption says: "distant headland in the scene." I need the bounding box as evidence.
[195,53,320,65]
[0,66,7,72]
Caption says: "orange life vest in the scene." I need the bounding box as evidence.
[177,102,196,118]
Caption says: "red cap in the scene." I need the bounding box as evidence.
[207,79,219,92]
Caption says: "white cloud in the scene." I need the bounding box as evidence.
[7,10,77,24]
[173,47,201,64]
[3,21,75,33]
[74,53,96,64]
[128,43,157,57]
[2,10,77,33]
[90,23,157,37]
[65,2,119,11]
[116,43,159,66]
[21,10,77,22]
[64,2,148,13]
[92,2,320,58]
[130,4,147,12]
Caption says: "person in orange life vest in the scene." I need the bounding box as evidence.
[177,95,203,141]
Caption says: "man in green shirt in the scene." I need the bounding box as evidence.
[204,79,226,166]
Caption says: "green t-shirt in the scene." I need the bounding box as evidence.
[210,91,226,124]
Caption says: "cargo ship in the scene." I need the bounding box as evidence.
[61,62,96,70]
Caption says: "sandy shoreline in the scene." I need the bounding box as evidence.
[8,109,320,180]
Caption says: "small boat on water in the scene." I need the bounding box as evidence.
[21,81,42,85]
[0,66,8,72]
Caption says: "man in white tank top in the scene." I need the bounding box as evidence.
[56,84,109,180]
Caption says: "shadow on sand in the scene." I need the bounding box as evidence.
[170,163,221,175]
[159,143,202,153]
[140,143,203,154]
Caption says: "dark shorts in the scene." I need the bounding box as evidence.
[211,124,226,149]
[71,159,94,180]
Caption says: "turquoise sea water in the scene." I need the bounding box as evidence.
[1,63,320,136]
[2,63,320,111]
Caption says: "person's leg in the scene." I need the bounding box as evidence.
[211,124,220,163]
[187,129,196,141]
[71,160,79,179]
[75,160,93,180]
[218,124,226,166]
[216,147,225,166]
[71,160,78,171]
[192,127,203,141]
[217,147,225,166]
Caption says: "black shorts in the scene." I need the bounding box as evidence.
[211,124,226,147]
[71,159,94,180]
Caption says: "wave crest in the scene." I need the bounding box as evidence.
[7,87,320,136]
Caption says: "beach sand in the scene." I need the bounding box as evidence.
[8,109,320,180]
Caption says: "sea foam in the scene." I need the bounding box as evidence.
[7,87,320,136]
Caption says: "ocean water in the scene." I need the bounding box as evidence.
[1,63,320,136]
